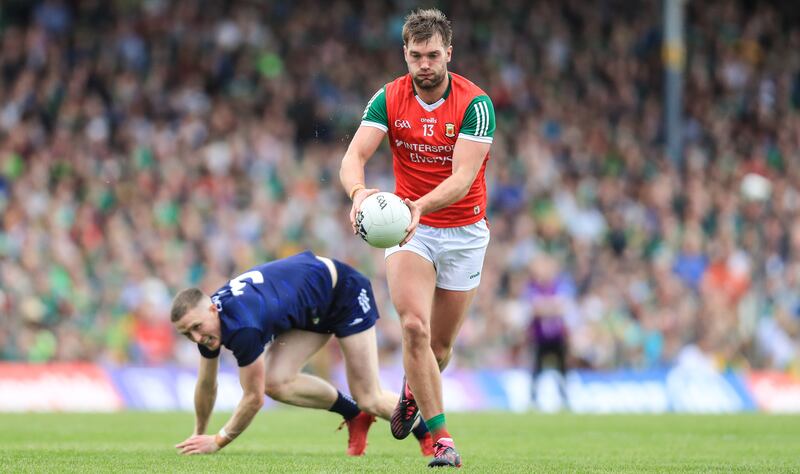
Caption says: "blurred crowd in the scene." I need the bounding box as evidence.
[1,0,799,375]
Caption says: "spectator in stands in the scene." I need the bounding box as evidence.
[526,254,573,400]
[0,0,797,376]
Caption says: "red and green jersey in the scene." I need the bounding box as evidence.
[361,73,495,227]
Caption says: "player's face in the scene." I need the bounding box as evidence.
[175,302,222,351]
[404,35,452,91]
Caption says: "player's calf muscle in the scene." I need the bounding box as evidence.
[352,393,380,414]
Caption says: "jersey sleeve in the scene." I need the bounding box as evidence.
[459,95,495,144]
[198,344,220,359]
[360,86,388,132]
[225,328,265,367]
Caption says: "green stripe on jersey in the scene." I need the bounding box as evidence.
[460,95,495,140]
[361,86,388,128]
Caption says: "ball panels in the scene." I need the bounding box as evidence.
[356,192,412,248]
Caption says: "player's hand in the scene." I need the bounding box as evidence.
[175,434,221,455]
[349,188,379,234]
[400,198,422,246]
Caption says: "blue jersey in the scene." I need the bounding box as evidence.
[198,251,380,366]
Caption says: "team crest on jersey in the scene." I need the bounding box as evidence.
[445,123,456,137]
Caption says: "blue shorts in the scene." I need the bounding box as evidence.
[308,260,379,338]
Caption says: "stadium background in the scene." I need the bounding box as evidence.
[0,0,799,415]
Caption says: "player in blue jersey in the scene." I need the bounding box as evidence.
[171,251,433,456]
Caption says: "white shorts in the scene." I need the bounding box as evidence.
[385,220,490,291]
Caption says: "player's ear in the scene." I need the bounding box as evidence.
[446,45,452,63]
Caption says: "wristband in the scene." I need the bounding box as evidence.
[349,183,365,200]
[215,427,233,448]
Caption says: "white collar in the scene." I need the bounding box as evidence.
[415,94,446,112]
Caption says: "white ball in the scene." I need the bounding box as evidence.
[356,192,412,248]
[740,173,771,202]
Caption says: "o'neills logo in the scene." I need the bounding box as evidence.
[445,123,455,137]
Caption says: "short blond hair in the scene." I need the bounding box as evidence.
[402,8,452,47]
[170,287,205,322]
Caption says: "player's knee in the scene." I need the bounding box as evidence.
[431,341,453,365]
[264,377,291,401]
[400,314,430,345]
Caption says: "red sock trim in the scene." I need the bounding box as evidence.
[432,428,451,444]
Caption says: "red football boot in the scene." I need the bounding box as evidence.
[344,412,376,456]
[428,437,462,468]
[390,376,420,439]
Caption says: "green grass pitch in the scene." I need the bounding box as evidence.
[1,409,798,472]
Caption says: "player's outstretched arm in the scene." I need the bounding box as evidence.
[193,354,220,435]
[399,139,489,246]
[414,138,490,216]
[215,353,266,447]
[406,92,495,237]
[340,125,385,232]
[176,353,266,455]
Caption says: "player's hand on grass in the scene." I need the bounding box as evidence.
[349,188,378,234]
[400,198,421,246]
[175,434,220,455]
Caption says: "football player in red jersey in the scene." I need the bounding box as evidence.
[340,8,495,468]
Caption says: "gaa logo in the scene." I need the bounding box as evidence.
[394,119,411,129]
